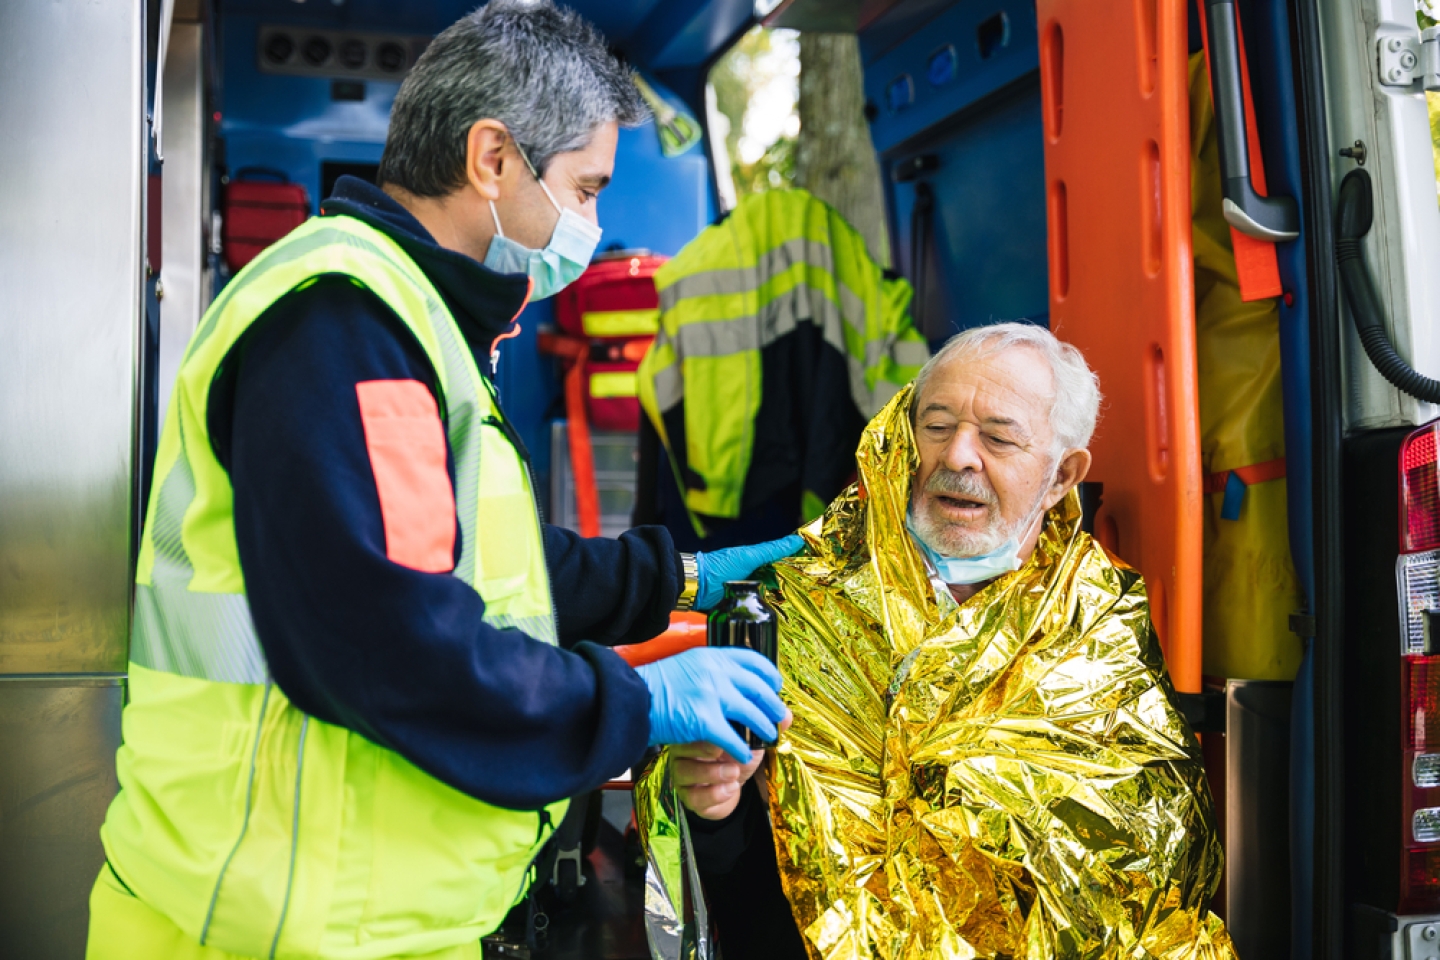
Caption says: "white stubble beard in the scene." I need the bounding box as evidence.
[910,470,1051,558]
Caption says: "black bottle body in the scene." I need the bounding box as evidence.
[707,580,779,749]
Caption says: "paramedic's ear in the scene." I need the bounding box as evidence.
[1043,447,1092,512]
[464,119,511,202]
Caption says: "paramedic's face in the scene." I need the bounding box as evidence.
[910,347,1063,557]
[501,121,616,251]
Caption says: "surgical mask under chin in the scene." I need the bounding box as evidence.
[483,150,602,300]
[906,499,1048,586]
[906,511,1023,585]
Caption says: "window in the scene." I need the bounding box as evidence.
[705,26,800,209]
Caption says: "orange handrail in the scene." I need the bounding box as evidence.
[612,611,707,668]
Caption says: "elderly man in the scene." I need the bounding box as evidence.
[88,4,795,959]
[638,323,1235,960]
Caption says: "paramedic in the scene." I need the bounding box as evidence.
[87,3,794,958]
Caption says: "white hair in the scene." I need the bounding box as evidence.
[911,322,1102,452]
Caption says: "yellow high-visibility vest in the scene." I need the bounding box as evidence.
[100,214,566,959]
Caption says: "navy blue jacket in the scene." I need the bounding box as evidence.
[206,176,677,811]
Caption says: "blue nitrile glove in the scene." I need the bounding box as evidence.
[636,647,787,763]
[694,534,805,611]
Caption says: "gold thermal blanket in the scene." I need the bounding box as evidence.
[636,386,1236,960]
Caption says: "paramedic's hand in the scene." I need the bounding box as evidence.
[694,534,804,611]
[636,648,786,763]
[674,715,792,821]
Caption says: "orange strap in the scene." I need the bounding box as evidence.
[1196,0,1284,302]
[563,358,601,537]
[538,331,602,537]
[1202,455,1286,495]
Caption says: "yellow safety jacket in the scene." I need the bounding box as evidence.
[99,215,566,959]
[637,189,929,531]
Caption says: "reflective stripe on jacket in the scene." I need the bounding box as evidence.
[101,214,566,960]
[637,189,929,526]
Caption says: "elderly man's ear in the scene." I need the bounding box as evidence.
[1042,448,1093,512]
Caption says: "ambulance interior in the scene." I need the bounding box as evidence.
[4,0,1440,957]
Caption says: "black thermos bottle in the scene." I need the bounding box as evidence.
[707,580,779,749]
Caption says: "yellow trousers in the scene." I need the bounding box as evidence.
[86,867,483,960]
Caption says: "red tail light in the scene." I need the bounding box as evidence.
[1402,423,1440,553]
[1409,656,1440,749]
[1400,422,1440,912]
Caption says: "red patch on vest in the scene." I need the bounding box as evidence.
[356,380,456,573]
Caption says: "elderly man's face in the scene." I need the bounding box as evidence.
[910,346,1082,557]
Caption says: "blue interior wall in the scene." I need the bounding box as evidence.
[219,13,397,212]
[861,0,1048,345]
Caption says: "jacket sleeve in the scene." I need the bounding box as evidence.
[685,781,808,957]
[213,277,651,811]
[543,523,682,647]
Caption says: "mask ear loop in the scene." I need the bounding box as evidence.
[489,201,506,239]
[514,140,565,216]
[1015,458,1065,547]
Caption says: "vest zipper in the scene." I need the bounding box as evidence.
[268,714,310,959]
[201,680,273,946]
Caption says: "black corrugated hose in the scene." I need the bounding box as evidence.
[1334,167,1440,403]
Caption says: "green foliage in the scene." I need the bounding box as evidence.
[1412,3,1439,199]
[708,27,800,200]
[1429,93,1440,200]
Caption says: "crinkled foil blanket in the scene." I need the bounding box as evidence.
[636,386,1237,960]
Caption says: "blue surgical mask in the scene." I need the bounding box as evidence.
[906,511,1024,585]
[482,146,602,300]
[905,497,1054,586]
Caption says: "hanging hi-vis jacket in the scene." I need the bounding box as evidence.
[637,189,929,533]
[98,215,566,960]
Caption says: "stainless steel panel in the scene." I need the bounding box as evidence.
[1224,679,1293,959]
[0,678,124,960]
[160,22,206,426]
[0,1,144,673]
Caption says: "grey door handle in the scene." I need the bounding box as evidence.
[1204,0,1300,242]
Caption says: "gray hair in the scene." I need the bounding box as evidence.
[378,0,649,196]
[911,322,1102,452]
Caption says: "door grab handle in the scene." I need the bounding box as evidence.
[1203,0,1300,242]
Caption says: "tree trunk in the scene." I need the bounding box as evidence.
[795,33,890,267]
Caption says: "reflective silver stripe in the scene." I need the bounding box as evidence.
[891,338,932,368]
[151,419,198,568]
[485,612,559,646]
[650,283,927,418]
[659,237,828,304]
[658,236,867,343]
[132,572,268,685]
[651,362,684,415]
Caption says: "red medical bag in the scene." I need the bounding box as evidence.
[221,169,311,273]
[553,251,667,431]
